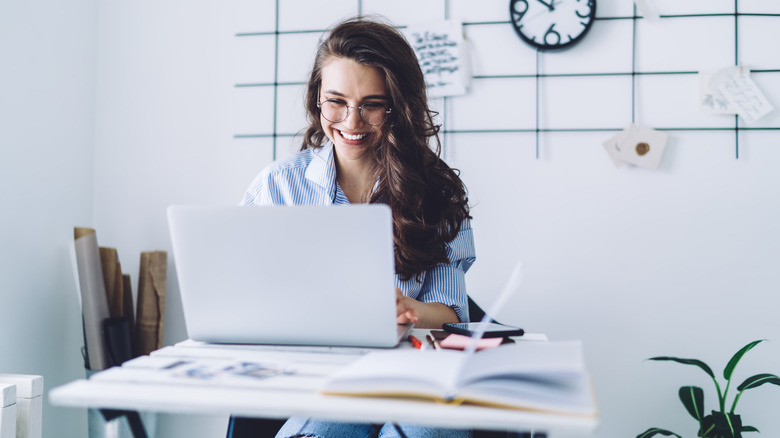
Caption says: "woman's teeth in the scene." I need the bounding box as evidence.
[340,130,368,141]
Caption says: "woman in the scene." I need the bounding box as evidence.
[239,16,474,437]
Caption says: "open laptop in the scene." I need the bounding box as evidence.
[167,204,408,348]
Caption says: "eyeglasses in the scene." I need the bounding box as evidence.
[317,99,392,126]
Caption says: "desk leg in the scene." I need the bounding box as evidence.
[99,410,149,438]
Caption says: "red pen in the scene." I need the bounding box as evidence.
[408,335,422,349]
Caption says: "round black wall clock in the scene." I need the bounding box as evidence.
[509,0,596,51]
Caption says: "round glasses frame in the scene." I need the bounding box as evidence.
[317,100,392,126]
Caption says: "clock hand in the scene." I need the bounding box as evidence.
[536,0,555,11]
[523,8,551,23]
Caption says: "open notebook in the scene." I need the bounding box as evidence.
[321,262,598,418]
[167,204,408,348]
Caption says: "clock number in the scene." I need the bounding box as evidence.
[543,23,561,47]
[512,0,529,21]
[510,0,595,51]
[576,0,593,18]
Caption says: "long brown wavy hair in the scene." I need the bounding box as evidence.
[302,17,471,281]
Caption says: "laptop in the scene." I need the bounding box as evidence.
[167,204,407,348]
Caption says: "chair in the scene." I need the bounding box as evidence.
[467,294,494,323]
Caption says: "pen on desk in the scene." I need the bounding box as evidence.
[425,333,440,350]
[408,335,422,349]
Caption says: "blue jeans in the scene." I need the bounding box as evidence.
[275,417,471,438]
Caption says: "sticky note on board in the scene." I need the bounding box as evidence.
[618,124,668,170]
[602,124,668,170]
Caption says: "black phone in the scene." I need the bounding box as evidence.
[442,322,524,338]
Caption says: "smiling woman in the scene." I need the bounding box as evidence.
[317,56,389,197]
[237,15,476,438]
[242,16,474,328]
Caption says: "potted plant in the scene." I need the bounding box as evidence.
[638,340,780,438]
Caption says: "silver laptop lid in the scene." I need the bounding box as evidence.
[167,204,399,348]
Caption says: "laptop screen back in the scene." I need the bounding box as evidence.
[167,204,399,347]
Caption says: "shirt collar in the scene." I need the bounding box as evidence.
[305,141,337,203]
[305,141,382,204]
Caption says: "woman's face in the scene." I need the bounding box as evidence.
[319,57,389,165]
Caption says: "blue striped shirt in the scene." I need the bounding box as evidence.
[240,141,475,322]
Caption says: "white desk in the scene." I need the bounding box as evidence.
[49,331,597,437]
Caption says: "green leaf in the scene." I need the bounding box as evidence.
[700,414,716,437]
[636,427,682,438]
[724,340,764,380]
[736,373,780,391]
[648,356,715,378]
[741,425,760,433]
[708,411,742,438]
[679,386,705,420]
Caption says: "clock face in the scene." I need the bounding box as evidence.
[510,0,596,51]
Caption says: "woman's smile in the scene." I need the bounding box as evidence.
[335,129,370,143]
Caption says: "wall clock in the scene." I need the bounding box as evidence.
[509,0,596,51]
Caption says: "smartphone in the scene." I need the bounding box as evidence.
[442,322,524,338]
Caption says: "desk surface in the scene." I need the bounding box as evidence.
[49,331,598,435]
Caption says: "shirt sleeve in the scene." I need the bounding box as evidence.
[239,167,270,206]
[417,218,476,322]
[239,166,300,207]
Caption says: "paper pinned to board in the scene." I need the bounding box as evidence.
[699,64,773,124]
[603,123,668,170]
[402,20,470,97]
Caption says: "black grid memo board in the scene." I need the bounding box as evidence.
[233,0,780,160]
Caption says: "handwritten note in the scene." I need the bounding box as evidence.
[718,75,773,124]
[403,21,470,97]
[699,65,774,124]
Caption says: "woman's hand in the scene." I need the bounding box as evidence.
[395,288,419,325]
[395,288,459,329]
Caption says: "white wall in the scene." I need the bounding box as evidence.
[3,0,774,436]
[0,0,96,437]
